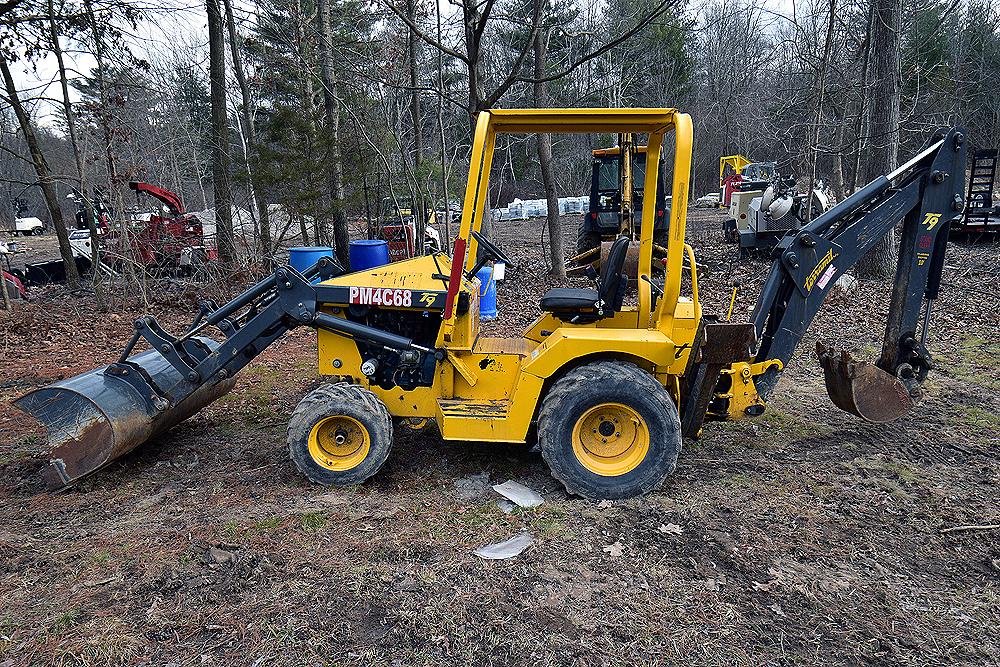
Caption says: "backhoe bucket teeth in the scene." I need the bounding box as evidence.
[13,339,236,489]
[816,342,915,423]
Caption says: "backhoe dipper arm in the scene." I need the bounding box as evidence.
[749,127,966,421]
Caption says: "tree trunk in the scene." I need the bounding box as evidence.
[83,0,117,184]
[222,0,272,270]
[856,0,901,279]
[534,28,564,278]
[49,0,103,297]
[207,0,235,265]
[295,0,322,245]
[832,106,847,201]
[436,0,451,244]
[0,57,80,289]
[805,0,837,223]
[406,0,426,256]
[318,0,350,266]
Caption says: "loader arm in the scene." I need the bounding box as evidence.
[749,126,966,421]
[14,256,439,488]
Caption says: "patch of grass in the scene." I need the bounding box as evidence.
[946,336,1000,391]
[950,404,1000,432]
[528,505,572,539]
[883,461,922,485]
[454,504,502,532]
[50,609,81,633]
[219,516,285,543]
[717,472,753,487]
[254,516,283,532]
[759,406,830,440]
[221,520,241,543]
[213,365,294,422]
[299,512,328,533]
[802,478,838,500]
[89,549,111,567]
[0,435,45,465]
[19,433,45,448]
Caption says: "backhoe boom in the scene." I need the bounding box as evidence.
[749,127,966,420]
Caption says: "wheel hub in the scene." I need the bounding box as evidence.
[572,403,650,477]
[308,415,371,471]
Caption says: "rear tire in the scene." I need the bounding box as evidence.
[288,383,393,486]
[32,227,44,236]
[576,217,600,255]
[538,361,681,500]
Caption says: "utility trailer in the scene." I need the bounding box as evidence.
[951,148,999,235]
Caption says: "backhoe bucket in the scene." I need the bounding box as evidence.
[816,342,915,423]
[14,339,236,489]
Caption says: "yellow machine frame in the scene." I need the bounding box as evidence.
[317,109,759,444]
[719,154,751,186]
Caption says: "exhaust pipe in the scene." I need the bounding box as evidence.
[14,339,236,489]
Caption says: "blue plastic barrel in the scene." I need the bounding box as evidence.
[289,246,334,278]
[349,239,390,271]
[477,264,498,320]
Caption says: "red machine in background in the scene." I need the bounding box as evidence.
[105,182,216,273]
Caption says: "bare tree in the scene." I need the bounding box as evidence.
[47,0,104,300]
[207,0,235,264]
[0,57,81,289]
[317,0,349,266]
[533,22,563,278]
[856,0,901,278]
[222,0,272,268]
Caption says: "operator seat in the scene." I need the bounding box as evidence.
[539,235,630,323]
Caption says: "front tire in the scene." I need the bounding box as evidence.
[538,361,682,500]
[288,383,393,486]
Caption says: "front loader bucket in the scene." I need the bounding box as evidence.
[13,339,236,489]
[816,342,915,423]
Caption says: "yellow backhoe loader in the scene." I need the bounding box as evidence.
[568,134,669,272]
[15,109,967,500]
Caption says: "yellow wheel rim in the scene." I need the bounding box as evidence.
[571,403,649,477]
[307,415,371,471]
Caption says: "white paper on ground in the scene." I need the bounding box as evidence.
[492,480,544,508]
[473,531,534,560]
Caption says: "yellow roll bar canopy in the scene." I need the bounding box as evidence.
[452,108,692,331]
[719,154,751,186]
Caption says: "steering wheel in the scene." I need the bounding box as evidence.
[471,230,514,266]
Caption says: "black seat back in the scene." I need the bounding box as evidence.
[598,236,630,312]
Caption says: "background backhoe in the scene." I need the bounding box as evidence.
[14,109,966,499]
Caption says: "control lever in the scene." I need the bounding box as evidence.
[640,274,664,309]
[640,274,664,296]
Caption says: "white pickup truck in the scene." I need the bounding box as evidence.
[13,217,44,236]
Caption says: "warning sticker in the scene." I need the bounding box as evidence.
[816,265,837,290]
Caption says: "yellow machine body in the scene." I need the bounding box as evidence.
[719,154,751,184]
[314,109,765,444]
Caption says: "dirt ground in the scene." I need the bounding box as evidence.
[1,209,998,666]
